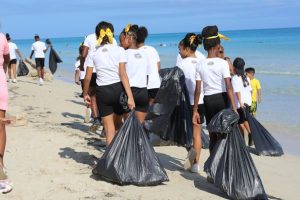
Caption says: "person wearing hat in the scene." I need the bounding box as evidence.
[231,57,253,146]
[29,34,51,85]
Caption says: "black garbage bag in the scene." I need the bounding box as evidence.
[17,60,29,76]
[92,111,169,186]
[144,67,193,148]
[245,110,284,156]
[204,109,268,200]
[201,128,210,149]
[47,39,62,75]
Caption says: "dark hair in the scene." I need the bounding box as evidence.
[137,26,148,44]
[180,33,202,52]
[122,24,139,40]
[6,33,11,41]
[245,67,255,74]
[95,21,114,45]
[201,25,220,51]
[34,34,40,39]
[233,57,249,87]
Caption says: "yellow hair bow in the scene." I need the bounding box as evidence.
[189,35,196,45]
[96,28,113,46]
[205,33,230,41]
[125,24,132,34]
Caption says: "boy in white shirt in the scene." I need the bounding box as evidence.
[29,35,51,85]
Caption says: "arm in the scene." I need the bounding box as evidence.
[225,58,234,75]
[79,46,89,71]
[257,89,262,103]
[16,49,24,61]
[119,62,135,109]
[75,70,80,85]
[225,78,237,112]
[236,92,244,108]
[43,45,51,53]
[157,61,161,71]
[83,67,93,105]
[29,50,34,59]
[192,80,201,125]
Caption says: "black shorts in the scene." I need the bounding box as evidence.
[237,106,250,124]
[148,88,159,99]
[90,73,97,87]
[9,59,17,65]
[204,92,230,125]
[96,82,125,117]
[131,87,149,113]
[191,104,206,124]
[35,58,45,68]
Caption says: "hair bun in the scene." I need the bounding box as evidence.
[201,25,218,38]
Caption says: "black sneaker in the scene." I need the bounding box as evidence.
[248,134,254,146]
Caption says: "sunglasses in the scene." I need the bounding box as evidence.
[219,51,224,54]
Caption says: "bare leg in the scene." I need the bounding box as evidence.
[135,111,147,124]
[37,67,42,79]
[0,110,6,167]
[113,114,123,131]
[8,65,12,80]
[243,121,251,134]
[102,114,116,145]
[193,124,202,163]
[12,63,17,80]
[41,68,45,79]
[90,95,99,119]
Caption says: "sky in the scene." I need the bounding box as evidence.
[0,0,300,39]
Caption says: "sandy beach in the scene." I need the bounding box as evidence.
[2,76,300,200]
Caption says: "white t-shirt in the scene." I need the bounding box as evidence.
[31,41,46,58]
[83,33,117,73]
[178,57,205,105]
[139,45,161,89]
[196,58,231,96]
[231,75,252,108]
[125,49,150,88]
[8,42,18,60]
[85,44,126,86]
[176,50,205,67]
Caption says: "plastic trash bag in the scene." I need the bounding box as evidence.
[17,60,29,76]
[92,111,169,186]
[204,109,268,200]
[245,109,284,156]
[144,67,193,148]
[49,47,62,74]
[201,128,210,149]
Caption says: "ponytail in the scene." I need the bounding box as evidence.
[181,33,202,52]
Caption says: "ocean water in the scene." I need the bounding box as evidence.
[12,27,300,154]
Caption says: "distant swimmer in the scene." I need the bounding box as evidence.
[29,34,51,86]
[159,43,167,47]
[5,33,24,83]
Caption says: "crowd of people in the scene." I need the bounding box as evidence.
[0,21,263,194]
[74,22,263,174]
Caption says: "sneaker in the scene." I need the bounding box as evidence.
[12,79,17,83]
[39,78,44,85]
[190,163,200,173]
[89,118,101,132]
[184,148,197,170]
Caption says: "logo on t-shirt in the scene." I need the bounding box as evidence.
[207,61,214,65]
[102,48,108,52]
[134,53,142,59]
[191,60,198,64]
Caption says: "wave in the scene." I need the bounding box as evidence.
[257,71,300,76]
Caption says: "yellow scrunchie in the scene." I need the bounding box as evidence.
[125,24,132,34]
[205,33,230,41]
[189,35,196,45]
[96,28,113,46]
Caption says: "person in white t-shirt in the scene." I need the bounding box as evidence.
[177,33,205,173]
[80,23,117,129]
[231,57,253,146]
[193,25,237,154]
[5,33,24,83]
[83,21,135,145]
[218,45,234,75]
[120,24,150,123]
[74,45,85,97]
[29,35,51,85]
[137,26,161,104]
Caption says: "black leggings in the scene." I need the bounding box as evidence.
[204,92,230,153]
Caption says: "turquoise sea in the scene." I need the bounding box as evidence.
[12,27,300,155]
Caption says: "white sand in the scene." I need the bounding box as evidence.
[2,77,300,200]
